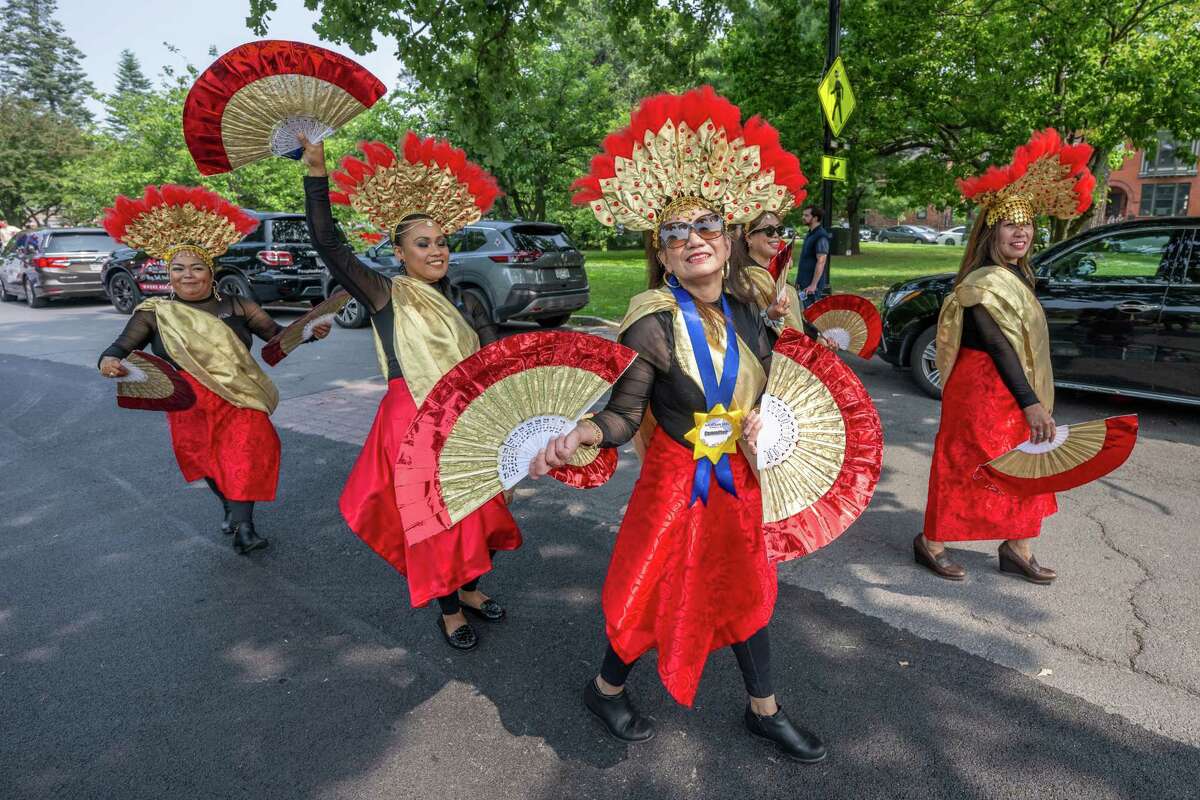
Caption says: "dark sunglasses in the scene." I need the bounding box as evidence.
[748,224,787,238]
[658,214,726,249]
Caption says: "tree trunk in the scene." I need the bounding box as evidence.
[533,184,546,222]
[845,187,864,256]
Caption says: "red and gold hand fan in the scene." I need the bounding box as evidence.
[803,294,882,359]
[755,329,883,563]
[767,238,796,299]
[979,415,1137,496]
[261,290,350,366]
[115,351,196,412]
[184,40,387,175]
[548,426,619,489]
[394,331,637,544]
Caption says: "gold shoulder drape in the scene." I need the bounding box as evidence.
[935,265,1054,412]
[744,265,806,331]
[371,276,480,405]
[137,298,278,414]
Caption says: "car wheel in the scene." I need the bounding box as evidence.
[24,279,47,308]
[334,294,368,328]
[0,279,16,302]
[878,234,888,243]
[107,272,142,314]
[536,313,572,328]
[909,326,942,399]
[217,273,253,301]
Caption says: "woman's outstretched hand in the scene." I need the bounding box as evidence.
[742,409,763,455]
[98,356,128,379]
[1023,402,1057,444]
[767,292,791,321]
[297,133,328,178]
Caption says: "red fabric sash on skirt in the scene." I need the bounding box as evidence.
[339,378,521,608]
[603,427,776,707]
[166,371,280,502]
[923,348,1056,542]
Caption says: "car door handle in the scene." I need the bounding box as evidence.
[1115,302,1160,313]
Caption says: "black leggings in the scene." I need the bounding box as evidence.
[600,626,774,699]
[435,550,497,615]
[205,478,253,525]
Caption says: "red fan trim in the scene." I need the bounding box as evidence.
[102,185,258,248]
[116,351,197,413]
[261,290,348,366]
[761,329,883,564]
[394,331,637,543]
[957,128,1095,215]
[184,40,387,175]
[548,446,619,489]
[766,239,795,282]
[571,85,807,210]
[803,294,883,359]
[979,415,1138,496]
[330,132,501,219]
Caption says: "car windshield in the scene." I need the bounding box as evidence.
[508,226,576,252]
[269,218,313,244]
[45,233,119,252]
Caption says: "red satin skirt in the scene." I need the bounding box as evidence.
[603,427,777,707]
[924,349,1056,541]
[339,378,521,608]
[166,372,280,502]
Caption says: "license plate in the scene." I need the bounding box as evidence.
[88,263,102,272]
[554,268,570,279]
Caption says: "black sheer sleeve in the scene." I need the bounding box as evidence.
[590,314,670,447]
[969,304,1041,409]
[304,176,392,313]
[99,310,157,365]
[231,296,284,341]
[461,290,499,346]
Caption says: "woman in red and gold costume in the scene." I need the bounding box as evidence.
[297,133,520,652]
[530,87,826,763]
[916,129,1096,584]
[98,185,329,554]
[730,211,807,333]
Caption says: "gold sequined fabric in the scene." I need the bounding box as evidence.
[123,206,244,263]
[346,161,482,236]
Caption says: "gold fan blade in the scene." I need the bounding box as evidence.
[221,74,368,169]
[118,354,174,400]
[439,366,612,523]
[760,356,846,523]
[988,419,1107,479]
[812,309,868,353]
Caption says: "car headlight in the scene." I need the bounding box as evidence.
[884,289,923,308]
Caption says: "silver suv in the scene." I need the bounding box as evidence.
[1,228,120,308]
[359,220,589,328]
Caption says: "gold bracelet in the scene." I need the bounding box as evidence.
[578,418,604,447]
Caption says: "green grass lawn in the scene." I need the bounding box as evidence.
[579,242,965,321]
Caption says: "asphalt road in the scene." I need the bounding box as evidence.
[2,298,1198,799]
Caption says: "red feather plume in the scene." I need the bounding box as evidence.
[958,128,1095,217]
[103,184,257,246]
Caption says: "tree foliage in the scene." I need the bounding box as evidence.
[0,0,93,124]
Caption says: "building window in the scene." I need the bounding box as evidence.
[1139,184,1190,217]
[1140,134,1198,177]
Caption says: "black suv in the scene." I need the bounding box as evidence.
[878,216,1200,406]
[101,212,333,314]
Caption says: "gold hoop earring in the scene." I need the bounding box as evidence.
[723,261,730,280]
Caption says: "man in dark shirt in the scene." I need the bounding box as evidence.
[796,205,831,308]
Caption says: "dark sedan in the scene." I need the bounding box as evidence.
[877,225,939,244]
[878,216,1200,406]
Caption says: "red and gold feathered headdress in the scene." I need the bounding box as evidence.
[572,86,807,240]
[102,185,258,266]
[329,132,501,236]
[958,129,1096,226]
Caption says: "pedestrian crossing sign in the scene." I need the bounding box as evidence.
[818,56,855,137]
[822,155,849,182]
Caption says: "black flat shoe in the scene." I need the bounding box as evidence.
[231,522,269,554]
[583,679,655,742]
[744,705,827,764]
[438,617,478,651]
[462,598,506,622]
[220,507,233,536]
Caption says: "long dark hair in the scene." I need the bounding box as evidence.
[955,214,1034,286]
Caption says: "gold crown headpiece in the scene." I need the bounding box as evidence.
[572,86,807,242]
[102,185,258,266]
[958,129,1096,227]
[329,133,501,236]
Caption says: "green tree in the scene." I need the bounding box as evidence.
[107,49,153,136]
[0,0,94,124]
[0,94,89,223]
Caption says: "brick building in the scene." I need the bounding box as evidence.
[1106,134,1199,222]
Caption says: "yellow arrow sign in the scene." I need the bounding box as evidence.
[822,155,849,182]
[818,56,855,137]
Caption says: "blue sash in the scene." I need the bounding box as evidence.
[670,285,740,505]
